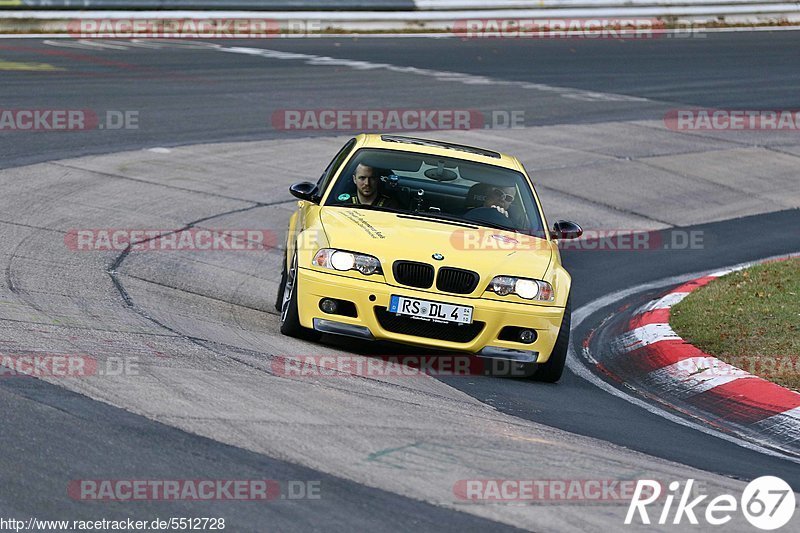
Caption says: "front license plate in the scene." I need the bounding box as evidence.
[388,295,473,324]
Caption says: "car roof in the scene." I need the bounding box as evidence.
[355,134,524,172]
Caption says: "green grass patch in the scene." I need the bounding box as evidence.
[671,258,800,391]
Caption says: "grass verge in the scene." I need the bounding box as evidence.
[671,258,800,391]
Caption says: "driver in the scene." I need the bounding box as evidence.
[350,163,399,208]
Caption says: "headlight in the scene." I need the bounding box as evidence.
[313,248,382,276]
[515,279,539,299]
[490,276,516,296]
[487,276,554,301]
[330,251,355,271]
[354,254,380,275]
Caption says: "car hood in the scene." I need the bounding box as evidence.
[318,207,553,280]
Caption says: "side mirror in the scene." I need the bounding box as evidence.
[551,220,583,240]
[289,181,319,202]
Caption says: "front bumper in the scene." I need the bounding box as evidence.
[296,267,565,363]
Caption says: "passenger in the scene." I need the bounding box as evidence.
[481,186,516,218]
[463,184,521,227]
[350,163,399,208]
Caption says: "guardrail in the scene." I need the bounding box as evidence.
[0,0,415,9]
[2,0,799,36]
[418,0,800,7]
[3,0,800,11]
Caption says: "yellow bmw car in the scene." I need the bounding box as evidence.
[276,134,582,381]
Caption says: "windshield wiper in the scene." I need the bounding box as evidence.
[468,218,520,233]
[397,213,479,229]
[405,210,524,233]
[333,204,523,234]
[332,203,403,214]
[419,211,521,233]
[407,210,479,226]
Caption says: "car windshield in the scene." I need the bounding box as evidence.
[324,148,545,235]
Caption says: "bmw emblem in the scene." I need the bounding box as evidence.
[432,253,444,261]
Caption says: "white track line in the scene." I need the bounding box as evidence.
[41,39,130,50]
[566,251,800,464]
[6,26,800,39]
[219,45,647,102]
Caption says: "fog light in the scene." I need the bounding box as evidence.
[519,329,536,344]
[320,298,338,314]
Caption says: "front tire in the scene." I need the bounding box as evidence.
[279,251,321,341]
[533,296,571,383]
[275,250,287,312]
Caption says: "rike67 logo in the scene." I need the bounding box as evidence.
[626,477,795,530]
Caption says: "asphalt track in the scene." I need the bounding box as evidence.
[1,33,800,531]
[2,31,800,168]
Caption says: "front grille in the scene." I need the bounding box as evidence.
[374,307,484,343]
[436,267,480,294]
[393,261,434,289]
